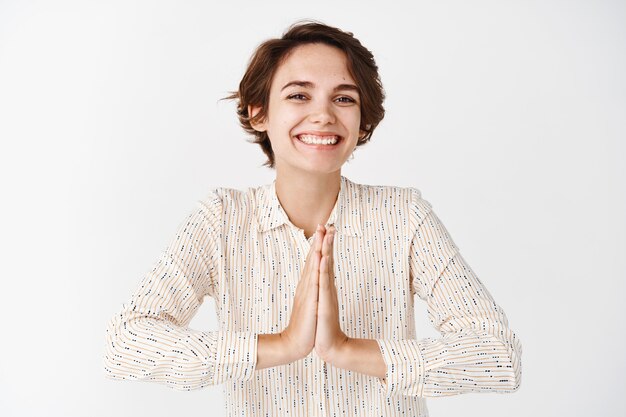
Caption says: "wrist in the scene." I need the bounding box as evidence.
[278,331,307,362]
[322,337,387,380]
[324,336,351,366]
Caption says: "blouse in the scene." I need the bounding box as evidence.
[102,174,522,417]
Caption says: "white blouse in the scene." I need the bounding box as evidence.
[103,174,522,416]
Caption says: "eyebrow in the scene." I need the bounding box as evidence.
[280,80,360,94]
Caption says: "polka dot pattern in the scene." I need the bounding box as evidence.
[103,175,522,416]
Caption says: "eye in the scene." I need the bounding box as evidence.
[287,93,307,100]
[336,96,357,104]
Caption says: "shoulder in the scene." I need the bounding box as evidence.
[355,180,432,220]
[195,188,223,219]
[196,184,262,226]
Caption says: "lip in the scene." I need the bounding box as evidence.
[295,131,342,137]
[293,132,343,150]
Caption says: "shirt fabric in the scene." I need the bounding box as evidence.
[103,174,522,417]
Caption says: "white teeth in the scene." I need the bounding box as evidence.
[297,134,339,145]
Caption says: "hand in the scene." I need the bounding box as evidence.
[314,224,350,362]
[280,225,325,361]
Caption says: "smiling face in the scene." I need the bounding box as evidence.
[249,43,364,175]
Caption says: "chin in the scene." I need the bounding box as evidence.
[303,162,346,174]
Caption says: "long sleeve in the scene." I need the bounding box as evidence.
[375,188,522,397]
[102,191,258,391]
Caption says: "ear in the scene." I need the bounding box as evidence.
[248,104,267,132]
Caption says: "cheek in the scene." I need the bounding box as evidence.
[278,108,308,131]
[345,109,362,130]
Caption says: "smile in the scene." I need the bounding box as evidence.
[296,134,342,146]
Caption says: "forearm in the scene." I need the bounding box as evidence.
[256,333,298,370]
[328,337,386,382]
[103,314,257,390]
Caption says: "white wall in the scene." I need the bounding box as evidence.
[1,0,624,416]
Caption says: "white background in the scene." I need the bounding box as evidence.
[1,0,624,416]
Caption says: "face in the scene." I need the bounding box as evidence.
[249,43,364,174]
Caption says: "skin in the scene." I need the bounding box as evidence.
[250,43,386,379]
[248,42,367,239]
[315,224,348,360]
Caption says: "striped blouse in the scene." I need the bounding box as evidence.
[102,174,522,416]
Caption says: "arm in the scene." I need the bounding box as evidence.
[257,333,300,370]
[326,337,387,381]
[102,192,259,391]
[329,190,522,397]
[377,190,522,397]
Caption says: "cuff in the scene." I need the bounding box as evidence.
[375,338,425,397]
[207,331,258,384]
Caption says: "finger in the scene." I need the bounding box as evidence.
[323,226,334,277]
[307,229,318,259]
[321,227,339,310]
[316,224,325,254]
[322,226,332,258]
[310,251,320,295]
[308,251,318,284]
[306,226,323,274]
[327,227,337,292]
[309,227,319,259]
[313,229,322,279]
[319,254,328,290]
[307,228,324,292]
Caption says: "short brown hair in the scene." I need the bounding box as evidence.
[222,19,386,169]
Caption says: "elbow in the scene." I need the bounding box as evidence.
[510,338,522,392]
[102,312,217,391]
[502,356,522,393]
[480,326,522,393]
[501,332,522,393]
[102,312,144,381]
[102,314,128,378]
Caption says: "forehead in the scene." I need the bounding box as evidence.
[272,43,355,87]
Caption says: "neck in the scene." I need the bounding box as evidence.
[274,168,341,238]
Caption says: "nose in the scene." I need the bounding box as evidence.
[308,100,336,125]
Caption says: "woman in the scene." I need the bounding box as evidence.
[103,20,522,416]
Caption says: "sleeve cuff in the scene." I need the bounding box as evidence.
[375,338,425,397]
[207,331,258,384]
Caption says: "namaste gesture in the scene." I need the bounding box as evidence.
[281,224,350,363]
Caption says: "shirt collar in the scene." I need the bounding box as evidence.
[255,174,363,237]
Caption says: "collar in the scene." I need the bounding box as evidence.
[255,174,363,237]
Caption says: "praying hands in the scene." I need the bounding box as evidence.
[314,224,350,362]
[278,224,387,382]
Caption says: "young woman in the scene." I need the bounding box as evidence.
[103,20,522,417]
